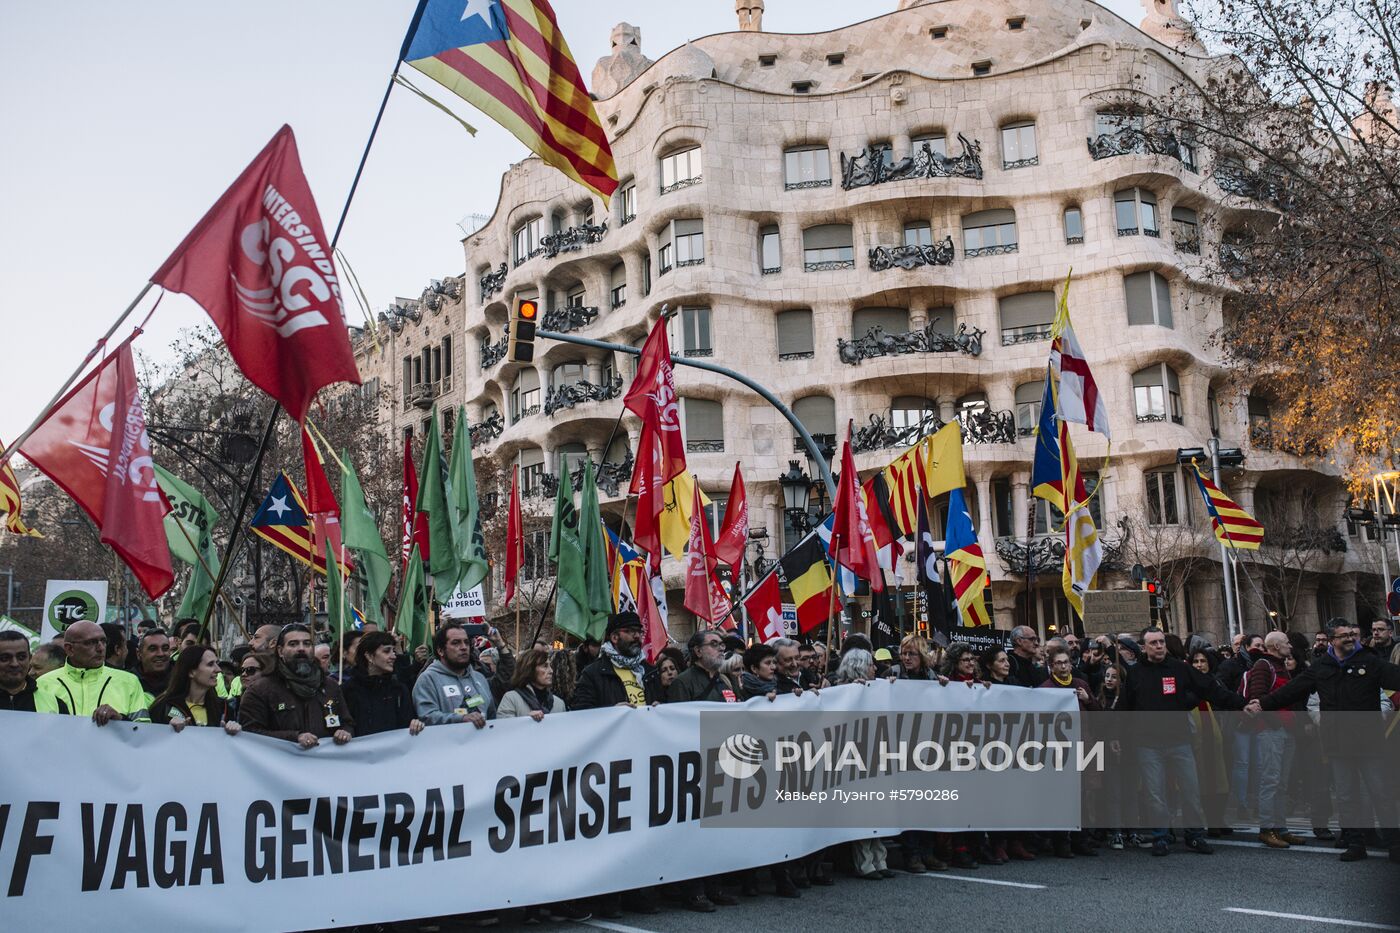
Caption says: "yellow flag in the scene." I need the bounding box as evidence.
[921,421,966,499]
[659,473,711,561]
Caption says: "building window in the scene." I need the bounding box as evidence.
[674,218,705,267]
[1014,381,1043,436]
[760,225,781,273]
[1133,363,1183,425]
[903,221,933,247]
[555,442,588,479]
[998,291,1055,345]
[657,233,671,274]
[792,81,813,94]
[565,285,585,308]
[776,308,814,360]
[519,448,545,498]
[784,145,832,189]
[759,53,777,66]
[1248,394,1273,447]
[891,396,937,437]
[1007,16,1025,29]
[552,361,586,390]
[1145,468,1184,526]
[912,133,948,158]
[641,253,651,296]
[853,306,909,337]
[659,146,702,194]
[962,208,1017,256]
[972,60,992,76]
[1096,110,1143,137]
[1172,206,1199,253]
[1124,270,1174,327]
[1063,206,1084,244]
[683,398,724,452]
[1001,121,1038,169]
[618,183,637,225]
[993,478,1014,537]
[802,223,855,271]
[512,217,543,266]
[510,368,541,423]
[826,52,845,65]
[680,306,713,357]
[609,262,626,309]
[793,395,837,455]
[931,25,949,39]
[1114,187,1159,237]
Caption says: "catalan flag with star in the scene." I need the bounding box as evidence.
[944,487,990,628]
[250,472,348,576]
[403,0,619,200]
[1190,461,1264,549]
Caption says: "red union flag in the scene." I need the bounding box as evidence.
[682,482,731,625]
[714,463,748,566]
[151,125,360,423]
[20,340,174,597]
[622,319,685,482]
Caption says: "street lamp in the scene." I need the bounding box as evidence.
[779,460,812,535]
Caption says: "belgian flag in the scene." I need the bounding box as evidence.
[780,532,835,634]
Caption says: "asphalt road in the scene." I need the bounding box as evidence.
[377,834,1399,933]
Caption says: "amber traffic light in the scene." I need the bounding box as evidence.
[508,298,539,363]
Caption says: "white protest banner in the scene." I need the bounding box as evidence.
[39,579,108,641]
[1,682,1075,932]
[439,584,485,620]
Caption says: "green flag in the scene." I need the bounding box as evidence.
[339,451,390,625]
[396,546,430,652]
[448,406,490,594]
[324,537,348,645]
[153,465,220,622]
[548,471,590,640]
[417,409,459,602]
[577,461,612,641]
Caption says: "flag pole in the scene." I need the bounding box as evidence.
[198,0,432,641]
[167,513,248,638]
[0,282,155,468]
[825,529,840,655]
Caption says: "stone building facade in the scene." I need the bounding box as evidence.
[353,0,1387,642]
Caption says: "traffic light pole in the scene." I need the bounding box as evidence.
[536,329,839,501]
[1209,438,1241,641]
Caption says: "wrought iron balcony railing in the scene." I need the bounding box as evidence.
[480,331,508,369]
[660,175,703,195]
[868,235,955,272]
[478,263,507,302]
[468,411,505,446]
[851,412,945,454]
[964,243,1018,258]
[541,304,599,334]
[1215,167,1288,208]
[543,376,624,416]
[1000,324,1053,347]
[1086,126,1195,170]
[839,134,983,189]
[784,177,832,190]
[1002,156,1039,170]
[956,408,1017,444]
[687,439,724,453]
[804,259,856,272]
[539,220,607,259]
[838,320,984,365]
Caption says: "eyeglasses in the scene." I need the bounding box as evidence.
[67,637,106,648]
[239,667,261,676]
[699,639,723,649]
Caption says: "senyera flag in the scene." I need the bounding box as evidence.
[19,339,174,597]
[152,125,360,423]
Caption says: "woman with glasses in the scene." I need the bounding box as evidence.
[226,651,274,723]
[149,645,241,735]
[897,635,938,681]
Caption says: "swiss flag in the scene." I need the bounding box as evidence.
[152,125,360,423]
[714,463,748,567]
[20,340,174,598]
[743,570,785,644]
[622,318,685,482]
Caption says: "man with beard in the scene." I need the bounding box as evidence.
[572,612,659,709]
[133,628,173,703]
[238,624,354,748]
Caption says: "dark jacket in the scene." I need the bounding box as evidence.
[238,670,356,742]
[148,693,230,727]
[1261,647,1400,755]
[665,665,740,703]
[135,666,170,701]
[1007,651,1047,688]
[1119,655,1245,746]
[1037,676,1102,711]
[1075,659,1106,695]
[0,678,37,713]
[776,671,805,695]
[572,656,659,709]
[341,671,416,735]
[1218,649,1260,693]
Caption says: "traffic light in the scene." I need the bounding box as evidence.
[507,298,539,363]
[1143,578,1165,610]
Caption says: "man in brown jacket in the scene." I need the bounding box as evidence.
[239,624,354,748]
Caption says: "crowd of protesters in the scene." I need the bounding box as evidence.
[2,609,1398,922]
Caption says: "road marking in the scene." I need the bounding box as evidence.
[919,873,1047,890]
[1223,908,1400,930]
[1210,838,1388,857]
[581,920,662,933]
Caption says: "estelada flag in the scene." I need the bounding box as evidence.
[779,532,834,635]
[623,319,685,482]
[250,471,347,577]
[151,125,360,423]
[402,0,619,200]
[743,570,785,644]
[19,340,174,597]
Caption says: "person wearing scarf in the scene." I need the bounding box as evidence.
[740,644,780,700]
[238,623,355,747]
[498,648,566,720]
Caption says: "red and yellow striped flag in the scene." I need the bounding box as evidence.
[403,0,618,200]
[1190,462,1264,549]
[0,445,41,538]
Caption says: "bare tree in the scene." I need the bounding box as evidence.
[1120,515,1218,633]
[1240,484,1347,627]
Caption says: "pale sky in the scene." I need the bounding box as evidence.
[0,0,1144,443]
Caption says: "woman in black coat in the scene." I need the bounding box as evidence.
[340,631,424,736]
